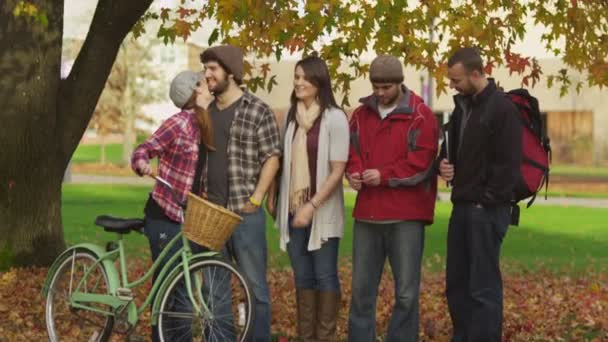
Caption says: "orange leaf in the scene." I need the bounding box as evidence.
[173,20,191,40]
[260,63,271,79]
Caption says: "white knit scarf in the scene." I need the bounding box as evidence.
[289,100,321,213]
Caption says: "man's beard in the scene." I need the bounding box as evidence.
[384,92,400,106]
[458,80,476,96]
[210,77,230,95]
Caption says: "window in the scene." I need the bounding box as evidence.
[160,48,175,63]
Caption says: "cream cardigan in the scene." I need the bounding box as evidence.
[275,106,350,251]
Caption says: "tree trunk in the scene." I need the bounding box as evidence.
[100,135,107,165]
[0,1,67,266]
[2,162,66,267]
[0,89,67,266]
[123,118,136,166]
[0,0,153,267]
[121,42,135,166]
[0,96,67,266]
[122,96,136,166]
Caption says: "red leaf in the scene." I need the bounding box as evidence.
[160,8,170,21]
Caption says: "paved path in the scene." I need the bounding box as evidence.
[68,174,153,185]
[67,174,608,208]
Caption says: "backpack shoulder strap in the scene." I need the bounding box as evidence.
[349,107,364,157]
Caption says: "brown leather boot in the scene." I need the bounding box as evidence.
[316,291,340,341]
[296,288,317,342]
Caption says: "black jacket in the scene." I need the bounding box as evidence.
[439,79,522,205]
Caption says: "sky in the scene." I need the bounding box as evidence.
[63,0,561,60]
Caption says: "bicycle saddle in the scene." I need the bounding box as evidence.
[94,215,145,234]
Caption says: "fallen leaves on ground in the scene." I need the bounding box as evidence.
[1,261,606,341]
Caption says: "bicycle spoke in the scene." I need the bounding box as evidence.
[45,251,113,342]
[157,259,253,342]
[208,316,236,341]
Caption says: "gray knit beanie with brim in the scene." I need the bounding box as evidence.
[169,70,201,109]
[369,55,404,83]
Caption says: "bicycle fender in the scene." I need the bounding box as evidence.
[149,253,220,325]
[40,244,121,298]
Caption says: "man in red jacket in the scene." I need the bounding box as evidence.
[346,55,439,342]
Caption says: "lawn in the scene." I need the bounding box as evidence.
[72,142,608,178]
[71,143,124,165]
[62,183,608,273]
[0,183,603,341]
[551,164,608,178]
[71,135,147,165]
[436,182,608,199]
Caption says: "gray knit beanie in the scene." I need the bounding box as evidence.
[200,45,244,83]
[369,55,404,83]
[169,70,201,109]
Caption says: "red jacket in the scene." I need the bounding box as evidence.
[347,86,439,223]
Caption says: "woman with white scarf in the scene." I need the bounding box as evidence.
[269,55,349,341]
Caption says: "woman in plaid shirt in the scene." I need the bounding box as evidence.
[131,70,214,342]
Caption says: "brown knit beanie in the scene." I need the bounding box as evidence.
[369,55,404,83]
[200,45,244,83]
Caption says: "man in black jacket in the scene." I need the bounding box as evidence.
[438,47,522,342]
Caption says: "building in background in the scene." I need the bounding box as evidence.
[252,59,607,166]
[64,1,607,166]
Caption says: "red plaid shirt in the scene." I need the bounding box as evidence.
[131,110,200,223]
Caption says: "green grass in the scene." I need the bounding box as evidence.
[437,186,608,199]
[62,184,608,273]
[73,141,608,180]
[71,144,125,165]
[62,184,150,256]
[535,190,608,199]
[71,135,148,165]
[551,164,608,178]
[436,172,608,199]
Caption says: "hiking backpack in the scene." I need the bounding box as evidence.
[507,89,551,224]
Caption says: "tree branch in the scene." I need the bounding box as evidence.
[58,0,153,164]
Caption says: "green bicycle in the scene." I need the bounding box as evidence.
[41,177,254,341]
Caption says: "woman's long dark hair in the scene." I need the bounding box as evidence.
[183,93,215,151]
[286,55,340,123]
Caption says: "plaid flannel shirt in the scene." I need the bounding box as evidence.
[204,91,281,211]
[131,110,200,223]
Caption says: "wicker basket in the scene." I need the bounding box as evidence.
[182,192,243,251]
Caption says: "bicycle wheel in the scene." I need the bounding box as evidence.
[45,250,114,342]
[157,259,254,342]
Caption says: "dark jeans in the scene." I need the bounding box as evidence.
[201,207,271,341]
[223,207,271,342]
[348,220,425,342]
[446,203,510,342]
[286,221,340,292]
[144,217,203,342]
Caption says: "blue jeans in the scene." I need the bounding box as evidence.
[144,217,204,342]
[222,207,271,342]
[286,221,340,292]
[446,203,510,342]
[348,220,425,342]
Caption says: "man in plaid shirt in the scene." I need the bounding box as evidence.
[201,45,281,341]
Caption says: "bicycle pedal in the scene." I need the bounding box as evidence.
[116,287,134,301]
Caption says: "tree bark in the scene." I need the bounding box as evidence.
[122,110,136,166]
[100,135,107,165]
[0,0,153,267]
[122,47,136,166]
